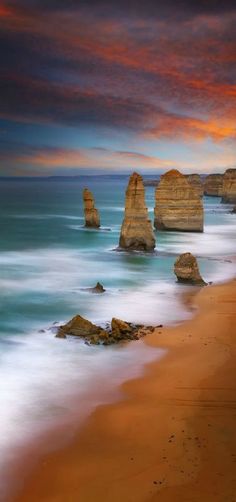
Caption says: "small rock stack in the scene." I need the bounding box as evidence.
[83,188,100,228]
[119,172,156,251]
[174,252,206,285]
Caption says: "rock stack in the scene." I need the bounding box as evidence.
[185,174,203,198]
[174,253,206,285]
[154,169,203,232]
[83,188,100,228]
[204,174,223,197]
[119,172,155,251]
[222,168,236,203]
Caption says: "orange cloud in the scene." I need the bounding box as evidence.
[2,144,235,176]
[146,115,236,142]
[14,147,176,171]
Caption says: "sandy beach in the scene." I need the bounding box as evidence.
[14,278,236,502]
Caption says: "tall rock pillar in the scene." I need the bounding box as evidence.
[119,172,155,251]
[83,188,100,228]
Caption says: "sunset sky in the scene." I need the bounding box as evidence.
[0,0,236,176]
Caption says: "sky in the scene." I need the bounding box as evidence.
[0,0,236,176]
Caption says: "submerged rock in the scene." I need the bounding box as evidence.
[185,174,203,198]
[83,282,106,294]
[222,169,236,204]
[83,188,100,228]
[56,330,67,339]
[154,169,203,232]
[231,206,236,214]
[119,172,156,252]
[174,252,206,285]
[204,174,223,197]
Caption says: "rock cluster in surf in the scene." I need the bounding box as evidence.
[83,188,100,228]
[204,174,223,197]
[174,252,206,285]
[154,169,203,232]
[119,172,155,251]
[56,314,154,345]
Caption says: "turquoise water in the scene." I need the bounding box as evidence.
[1,178,235,332]
[0,176,235,495]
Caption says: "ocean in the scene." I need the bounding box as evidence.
[0,176,235,498]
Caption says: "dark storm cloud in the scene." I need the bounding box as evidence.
[1,71,235,143]
[0,73,156,129]
[7,0,236,19]
[1,0,236,145]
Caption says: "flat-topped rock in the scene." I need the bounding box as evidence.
[119,172,156,251]
[83,188,100,228]
[174,252,206,285]
[222,169,236,203]
[185,174,203,197]
[154,169,203,232]
[204,174,223,196]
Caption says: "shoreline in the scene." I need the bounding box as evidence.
[14,277,236,502]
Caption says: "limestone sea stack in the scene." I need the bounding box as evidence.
[83,188,100,228]
[222,168,236,203]
[185,174,203,198]
[119,172,156,251]
[154,169,203,232]
[204,174,223,197]
[174,252,206,285]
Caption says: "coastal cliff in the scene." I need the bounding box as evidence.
[222,169,236,203]
[119,172,156,251]
[83,188,100,228]
[204,174,223,197]
[154,169,203,232]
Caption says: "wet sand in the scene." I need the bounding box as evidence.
[15,279,236,502]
